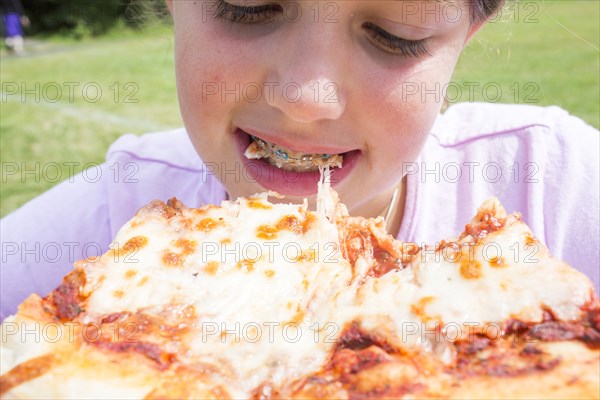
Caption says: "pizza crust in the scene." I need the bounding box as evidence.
[450,341,600,400]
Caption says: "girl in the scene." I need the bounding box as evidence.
[1,0,598,320]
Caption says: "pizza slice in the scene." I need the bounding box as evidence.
[1,184,598,399]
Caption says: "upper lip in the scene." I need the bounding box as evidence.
[240,127,357,155]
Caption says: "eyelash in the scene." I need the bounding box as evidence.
[214,0,281,24]
[362,22,430,58]
[213,0,430,58]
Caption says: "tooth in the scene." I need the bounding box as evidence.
[244,136,344,172]
[244,141,268,159]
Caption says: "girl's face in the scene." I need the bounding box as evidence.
[168,0,480,219]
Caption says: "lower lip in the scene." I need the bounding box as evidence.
[234,129,361,196]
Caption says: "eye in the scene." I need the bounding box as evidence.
[214,0,283,24]
[363,22,430,58]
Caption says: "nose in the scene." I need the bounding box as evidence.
[265,26,347,123]
[267,77,345,122]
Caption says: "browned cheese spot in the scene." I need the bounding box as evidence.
[410,296,439,323]
[294,249,317,263]
[236,259,255,272]
[137,276,150,286]
[122,236,149,254]
[110,236,148,258]
[525,234,537,247]
[124,269,138,279]
[196,218,222,233]
[276,215,303,233]
[162,252,182,268]
[303,212,318,233]
[264,270,275,278]
[489,256,506,268]
[247,198,272,209]
[257,224,278,240]
[173,238,198,255]
[257,215,303,240]
[289,305,306,324]
[460,257,482,279]
[204,261,220,275]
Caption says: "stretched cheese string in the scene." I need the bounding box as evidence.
[316,165,401,233]
[316,166,336,222]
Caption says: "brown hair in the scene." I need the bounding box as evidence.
[470,0,507,23]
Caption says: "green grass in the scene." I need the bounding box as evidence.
[1,24,181,216]
[1,1,598,217]
[453,0,599,126]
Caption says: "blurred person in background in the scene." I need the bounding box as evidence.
[1,0,29,55]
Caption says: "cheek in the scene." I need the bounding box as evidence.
[173,30,247,155]
[175,33,229,117]
[173,15,258,121]
[358,77,436,167]
[361,55,459,168]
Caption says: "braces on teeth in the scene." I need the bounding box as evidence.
[244,135,343,172]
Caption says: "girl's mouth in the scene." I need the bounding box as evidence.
[234,128,361,196]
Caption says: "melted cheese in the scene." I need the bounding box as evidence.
[74,192,351,398]
[1,192,595,398]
